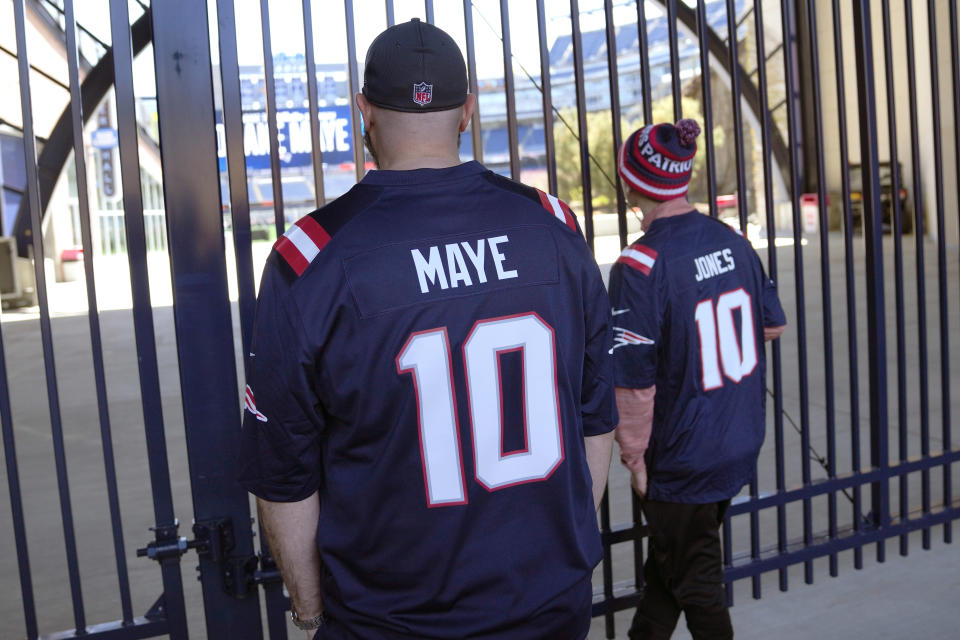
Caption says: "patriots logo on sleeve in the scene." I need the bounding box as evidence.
[244,385,268,422]
[610,326,655,353]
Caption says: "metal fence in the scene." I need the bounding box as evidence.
[2,0,958,638]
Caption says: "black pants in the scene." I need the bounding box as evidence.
[628,500,733,640]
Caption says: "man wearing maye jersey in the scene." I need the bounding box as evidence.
[238,18,617,639]
[609,119,786,639]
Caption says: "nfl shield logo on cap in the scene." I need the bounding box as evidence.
[412,82,433,106]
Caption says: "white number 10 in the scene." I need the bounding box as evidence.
[694,287,758,390]
[396,314,564,507]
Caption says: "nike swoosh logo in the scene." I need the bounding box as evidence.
[611,308,631,316]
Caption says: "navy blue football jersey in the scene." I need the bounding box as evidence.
[608,211,785,503]
[238,161,617,639]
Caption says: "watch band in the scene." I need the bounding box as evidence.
[291,609,325,631]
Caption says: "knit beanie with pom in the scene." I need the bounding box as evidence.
[618,118,701,202]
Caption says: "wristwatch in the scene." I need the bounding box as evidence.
[291,609,325,631]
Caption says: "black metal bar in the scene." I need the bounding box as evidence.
[535,0,557,195]
[43,616,169,640]
[631,492,644,599]
[879,0,908,558]
[259,0,286,237]
[829,0,864,571]
[603,0,626,249]
[217,0,257,358]
[0,145,5,236]
[345,0,366,181]
[151,2,265,635]
[752,0,781,595]
[721,505,960,581]
[499,0,521,180]
[852,0,890,563]
[216,5,286,638]
[386,0,395,26]
[748,463,761,598]
[109,0,189,635]
[926,0,952,547]
[666,0,682,120]
[599,491,615,638]
[636,0,653,125]
[725,448,960,515]
[668,0,786,176]
[591,591,642,619]
[590,463,960,619]
[696,0,718,217]
[802,0,837,578]
[462,0,483,163]
[302,0,326,206]
[568,0,594,248]
[946,0,959,544]
[425,0,434,23]
[725,0,748,231]
[901,0,930,558]
[603,522,645,545]
[13,0,87,630]
[0,306,38,639]
[778,0,813,582]
[722,515,733,607]
[65,0,133,623]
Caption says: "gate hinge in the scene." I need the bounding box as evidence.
[191,517,263,599]
[191,518,235,562]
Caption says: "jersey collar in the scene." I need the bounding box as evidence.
[360,160,486,186]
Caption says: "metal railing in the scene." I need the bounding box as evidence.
[1,1,958,638]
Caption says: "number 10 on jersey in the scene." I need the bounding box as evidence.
[397,313,565,507]
[694,287,758,390]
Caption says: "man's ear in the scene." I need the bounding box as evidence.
[458,94,477,133]
[356,93,374,129]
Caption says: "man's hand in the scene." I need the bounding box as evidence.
[614,386,655,500]
[630,467,648,499]
[764,324,786,342]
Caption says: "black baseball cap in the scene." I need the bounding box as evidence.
[361,18,468,113]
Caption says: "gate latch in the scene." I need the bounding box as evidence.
[138,517,260,599]
[136,519,188,561]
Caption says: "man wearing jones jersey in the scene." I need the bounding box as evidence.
[237,19,617,640]
[608,119,786,639]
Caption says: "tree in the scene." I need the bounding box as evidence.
[553,108,640,211]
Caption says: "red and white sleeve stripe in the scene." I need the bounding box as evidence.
[617,244,658,275]
[536,189,578,232]
[274,215,331,276]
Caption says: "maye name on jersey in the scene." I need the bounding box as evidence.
[411,234,518,293]
[343,224,560,318]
